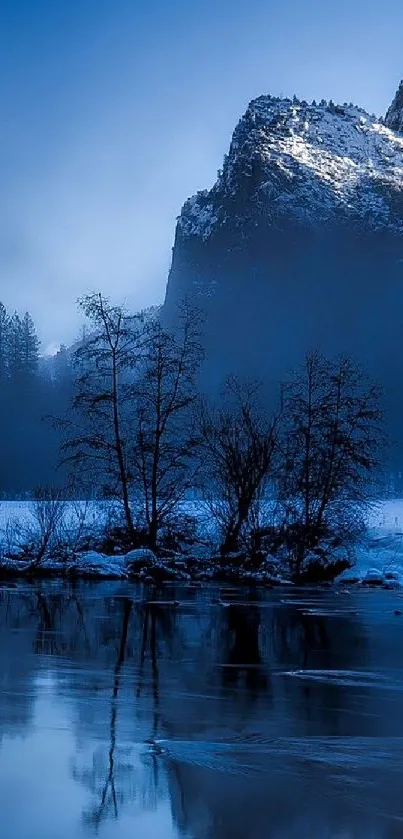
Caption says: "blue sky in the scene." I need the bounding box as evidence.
[0,0,402,350]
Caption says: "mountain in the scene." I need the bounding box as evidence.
[385,81,403,133]
[164,82,403,458]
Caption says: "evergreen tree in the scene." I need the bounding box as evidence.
[7,311,40,381]
[52,344,71,382]
[20,312,40,378]
[0,302,10,382]
[8,312,23,380]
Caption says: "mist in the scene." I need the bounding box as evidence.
[1,0,403,347]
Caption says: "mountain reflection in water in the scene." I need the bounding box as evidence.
[0,582,403,838]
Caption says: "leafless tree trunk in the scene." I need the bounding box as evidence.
[61,293,141,543]
[199,378,277,556]
[278,351,384,580]
[132,305,203,551]
[22,487,67,569]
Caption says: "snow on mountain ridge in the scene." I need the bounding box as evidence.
[179,95,403,240]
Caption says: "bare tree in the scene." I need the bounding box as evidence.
[131,306,203,551]
[58,499,93,557]
[277,351,384,580]
[14,487,68,569]
[199,379,277,556]
[62,293,142,542]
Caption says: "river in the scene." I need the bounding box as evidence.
[1,581,403,838]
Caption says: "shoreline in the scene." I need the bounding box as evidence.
[0,551,397,590]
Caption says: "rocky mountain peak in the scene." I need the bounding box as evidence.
[385,80,403,133]
[177,93,403,244]
[163,83,403,460]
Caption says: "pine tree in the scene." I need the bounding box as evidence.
[20,312,40,377]
[7,310,39,382]
[0,302,9,382]
[8,312,23,380]
[52,344,71,382]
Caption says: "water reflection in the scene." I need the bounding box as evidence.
[0,582,403,838]
[219,597,269,696]
[73,598,134,829]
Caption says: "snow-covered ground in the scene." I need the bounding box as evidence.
[0,499,104,534]
[346,499,403,585]
[1,498,403,584]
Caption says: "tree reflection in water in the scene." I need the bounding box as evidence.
[71,597,134,828]
[1,583,403,839]
[219,593,269,697]
[71,590,179,829]
[136,596,178,811]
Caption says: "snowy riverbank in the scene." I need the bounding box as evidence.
[1,499,403,586]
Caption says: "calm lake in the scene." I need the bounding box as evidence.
[1,582,403,838]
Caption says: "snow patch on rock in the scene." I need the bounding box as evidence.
[69,551,129,578]
[178,95,403,240]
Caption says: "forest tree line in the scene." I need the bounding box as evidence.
[0,301,73,495]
